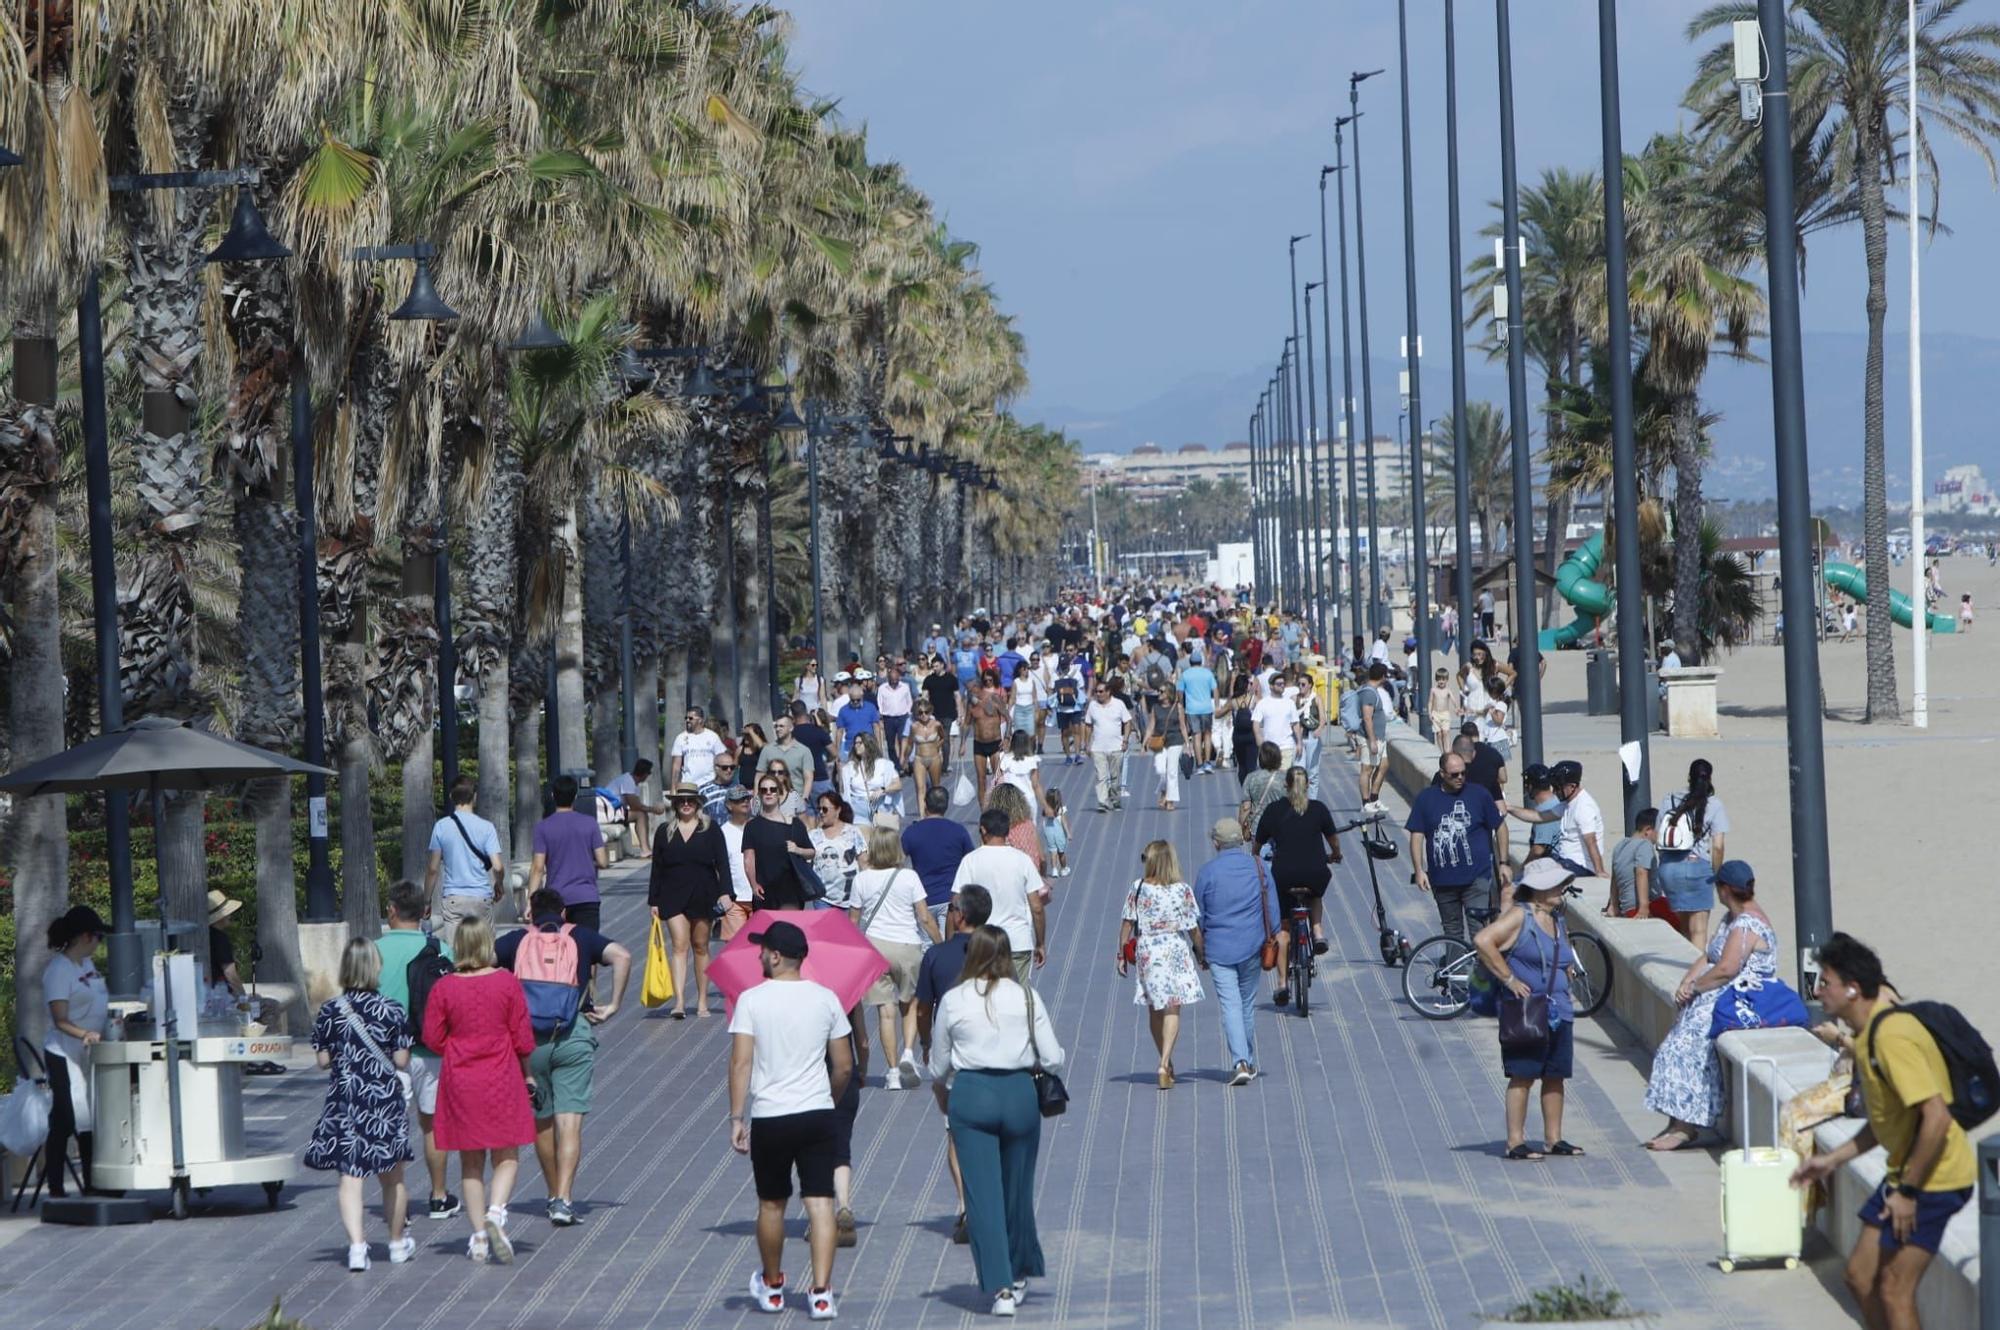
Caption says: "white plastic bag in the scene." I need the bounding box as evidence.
[0,1079,53,1157]
[951,771,976,809]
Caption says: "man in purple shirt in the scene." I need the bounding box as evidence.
[530,775,609,931]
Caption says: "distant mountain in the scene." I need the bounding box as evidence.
[1030,331,2000,507]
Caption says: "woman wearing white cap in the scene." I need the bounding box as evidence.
[1473,858,1582,1161]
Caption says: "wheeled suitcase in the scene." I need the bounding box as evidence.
[1718,1055,1805,1271]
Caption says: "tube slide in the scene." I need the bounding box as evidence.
[1822,562,1957,634]
[1538,532,1613,651]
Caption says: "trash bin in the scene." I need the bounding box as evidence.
[1586,650,1617,716]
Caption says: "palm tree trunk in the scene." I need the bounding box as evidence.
[556,506,588,772]
[1857,133,1900,722]
[476,658,511,846]
[3,352,67,1047]
[662,645,690,736]
[509,641,546,866]
[461,443,520,855]
[1669,395,1706,660]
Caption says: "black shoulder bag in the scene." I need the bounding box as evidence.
[1497,910,1559,1054]
[1022,984,1068,1117]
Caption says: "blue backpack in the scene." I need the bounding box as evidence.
[512,923,583,1037]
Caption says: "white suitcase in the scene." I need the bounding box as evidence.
[1718,1055,1805,1271]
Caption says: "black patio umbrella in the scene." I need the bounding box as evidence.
[0,716,332,1215]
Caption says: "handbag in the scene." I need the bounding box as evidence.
[1145,733,1165,753]
[336,995,414,1099]
[1496,911,1558,1054]
[1708,975,1810,1039]
[1254,856,1280,971]
[1119,883,1143,965]
[1022,984,1068,1118]
[640,917,675,1008]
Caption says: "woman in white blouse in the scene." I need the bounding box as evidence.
[840,734,902,819]
[41,906,111,1197]
[926,926,1065,1317]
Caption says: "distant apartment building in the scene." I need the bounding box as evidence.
[1086,437,1409,505]
[1928,464,1997,517]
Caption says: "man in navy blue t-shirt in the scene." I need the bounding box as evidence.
[1404,752,1509,944]
[902,789,976,929]
[915,883,989,1245]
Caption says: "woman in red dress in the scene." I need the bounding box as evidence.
[423,918,536,1264]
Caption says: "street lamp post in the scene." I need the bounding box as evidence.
[1350,70,1387,638]
[1289,235,1322,638]
[1444,0,1476,667]
[1495,0,1544,769]
[1304,280,1331,655]
[1596,0,1653,826]
[1318,169,1346,652]
[1332,119,1365,660]
[1397,0,1433,734]
[1754,0,1834,980]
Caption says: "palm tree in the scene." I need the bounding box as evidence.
[1687,0,2000,716]
[1434,403,1516,575]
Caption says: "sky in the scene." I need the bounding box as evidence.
[786,1,2000,446]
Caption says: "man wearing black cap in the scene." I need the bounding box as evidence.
[728,920,854,1320]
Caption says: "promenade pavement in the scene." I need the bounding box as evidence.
[0,746,1859,1328]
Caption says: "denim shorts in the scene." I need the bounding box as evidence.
[1657,854,1716,913]
[1859,1181,1972,1255]
[1501,1019,1574,1081]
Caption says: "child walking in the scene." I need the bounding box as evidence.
[1960,592,1974,632]
[1427,668,1456,753]
[1041,788,1072,878]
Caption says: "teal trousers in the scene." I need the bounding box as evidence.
[947,1069,1046,1294]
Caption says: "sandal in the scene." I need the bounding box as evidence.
[1546,1140,1586,1157]
[1504,1143,1545,1162]
[1644,1129,1697,1152]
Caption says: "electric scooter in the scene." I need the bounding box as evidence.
[1337,812,1412,966]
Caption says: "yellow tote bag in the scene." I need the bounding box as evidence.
[641,917,675,1008]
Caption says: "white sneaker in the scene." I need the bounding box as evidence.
[882,1073,903,1091]
[388,1235,416,1264]
[750,1269,785,1313]
[1012,1278,1030,1302]
[992,1288,1018,1317]
[347,1242,371,1272]
[484,1207,514,1264]
[468,1233,489,1264]
[807,1288,839,1320]
[898,1050,920,1087]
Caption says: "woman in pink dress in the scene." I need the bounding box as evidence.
[423,918,536,1264]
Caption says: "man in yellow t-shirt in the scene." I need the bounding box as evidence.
[1793,934,1974,1330]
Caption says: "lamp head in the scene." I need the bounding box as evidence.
[770,386,806,433]
[206,188,292,264]
[1289,233,1310,247]
[1351,69,1384,86]
[506,310,568,352]
[0,142,22,168]
[387,260,461,323]
[681,359,721,398]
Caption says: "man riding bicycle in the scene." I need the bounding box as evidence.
[1251,767,1341,1006]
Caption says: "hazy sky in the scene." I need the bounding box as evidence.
[788,1,1998,430]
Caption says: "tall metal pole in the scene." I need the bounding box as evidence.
[1284,345,1308,616]
[1496,0,1543,768]
[1334,122,1364,661]
[292,369,337,920]
[1250,410,1265,602]
[618,509,638,774]
[1318,172,1344,654]
[1598,0,1652,827]
[79,274,141,994]
[1350,75,1386,639]
[436,511,459,794]
[1907,0,1928,728]
[1397,0,1433,736]
[1303,281,1330,655]
[1289,236,1321,637]
[809,422,826,657]
[1444,0,1476,666]
[1757,0,1833,978]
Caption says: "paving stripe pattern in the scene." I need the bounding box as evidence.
[0,745,1807,1329]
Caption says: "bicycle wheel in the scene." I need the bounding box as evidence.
[1402,935,1475,1019]
[1291,926,1312,1017]
[1568,932,1612,1017]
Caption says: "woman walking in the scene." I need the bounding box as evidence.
[995,730,1045,809]
[742,772,818,908]
[1115,841,1205,1088]
[809,793,867,910]
[840,733,903,820]
[1253,767,1341,1004]
[850,827,945,1090]
[1142,684,1187,811]
[40,906,109,1199]
[1658,759,1729,953]
[423,918,537,1263]
[737,722,768,773]
[927,926,1067,1317]
[795,657,825,714]
[305,939,415,1271]
[1473,859,1583,1161]
[987,782,1048,884]
[648,786,732,1019]
[909,699,947,808]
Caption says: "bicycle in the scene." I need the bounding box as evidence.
[1400,884,1613,1020]
[1281,885,1318,1017]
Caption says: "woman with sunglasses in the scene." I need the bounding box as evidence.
[809,794,867,910]
[741,774,817,909]
[737,723,768,775]
[762,759,805,822]
[648,785,731,1019]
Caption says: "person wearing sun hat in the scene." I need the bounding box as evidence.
[1473,858,1583,1161]
[205,889,281,1027]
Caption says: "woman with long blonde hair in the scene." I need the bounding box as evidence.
[1114,840,1205,1088]
[1252,766,1342,1006]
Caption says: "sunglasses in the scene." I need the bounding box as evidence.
[715,762,736,770]
[672,796,699,806]
[758,785,781,795]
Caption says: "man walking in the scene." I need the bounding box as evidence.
[1193,820,1279,1085]
[729,921,854,1321]
[375,881,457,1221]
[669,706,729,789]
[529,775,609,930]
[1179,651,1218,773]
[1406,753,1509,944]
[1358,663,1391,813]
[760,715,815,791]
[902,786,976,936]
[718,784,758,939]
[496,889,631,1228]
[951,808,1048,984]
[425,776,503,932]
[917,885,990,1246]
[1084,679,1132,813]
[876,662,914,773]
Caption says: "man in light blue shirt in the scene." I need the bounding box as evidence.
[1179,660,1219,774]
[426,775,504,932]
[1193,819,1279,1084]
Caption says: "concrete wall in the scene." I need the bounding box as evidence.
[1379,717,1980,1322]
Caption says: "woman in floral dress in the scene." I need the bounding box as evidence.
[305,939,415,1272]
[1115,839,1206,1089]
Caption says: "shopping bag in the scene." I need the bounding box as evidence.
[640,917,675,1008]
[0,1078,52,1156]
[951,770,976,808]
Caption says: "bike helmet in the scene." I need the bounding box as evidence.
[1549,759,1584,788]
[1360,819,1400,861]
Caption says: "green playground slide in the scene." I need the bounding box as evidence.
[1821,562,1957,634]
[1538,531,1613,650]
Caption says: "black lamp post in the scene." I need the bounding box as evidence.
[1317,168,1346,653]
[1444,0,1477,667]
[1396,0,1432,734]
[1350,70,1386,638]
[1332,119,1366,660]
[1249,409,1265,601]
[1289,234,1321,633]
[1303,279,1331,653]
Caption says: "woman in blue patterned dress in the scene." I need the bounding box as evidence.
[1116,840,1206,1090]
[1642,861,1793,1150]
[306,939,416,1271]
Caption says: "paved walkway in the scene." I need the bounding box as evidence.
[0,747,1855,1328]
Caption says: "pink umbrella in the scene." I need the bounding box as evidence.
[709,909,890,1016]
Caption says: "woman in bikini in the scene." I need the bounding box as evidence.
[910,699,946,807]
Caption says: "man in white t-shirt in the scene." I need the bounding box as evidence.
[875,664,914,772]
[1508,759,1607,878]
[950,808,1049,985]
[728,921,853,1319]
[1083,681,1133,812]
[606,758,665,858]
[1251,686,1302,764]
[669,707,729,788]
[717,786,757,940]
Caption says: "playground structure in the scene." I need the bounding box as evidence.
[1821,561,1957,634]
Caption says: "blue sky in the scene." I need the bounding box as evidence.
[787,1,1999,440]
